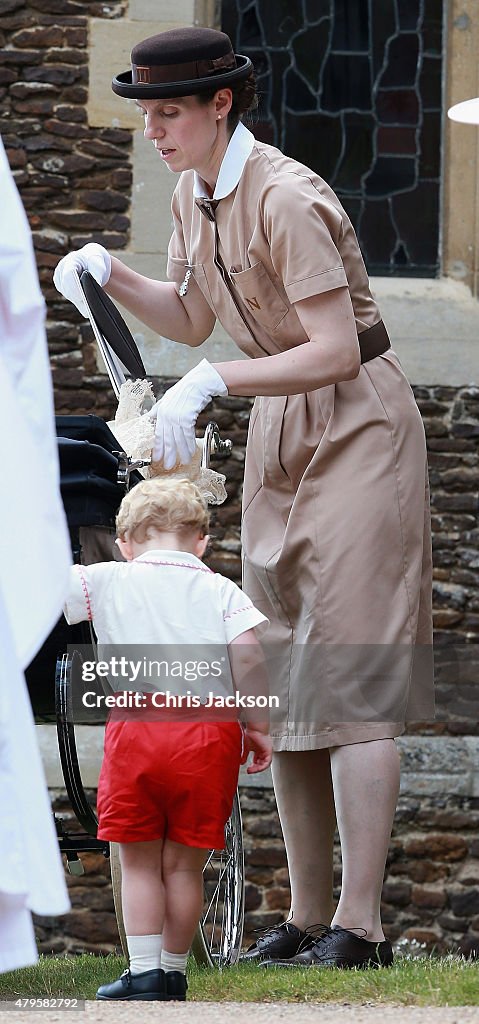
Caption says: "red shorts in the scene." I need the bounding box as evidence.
[96,719,243,849]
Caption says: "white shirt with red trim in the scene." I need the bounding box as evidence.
[64,549,268,647]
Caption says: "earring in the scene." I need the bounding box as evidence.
[217,115,221,120]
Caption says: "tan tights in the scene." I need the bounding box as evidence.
[271,739,400,942]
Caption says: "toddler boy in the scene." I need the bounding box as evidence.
[64,478,272,1000]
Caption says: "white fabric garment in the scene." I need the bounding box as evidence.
[64,550,268,646]
[0,137,71,971]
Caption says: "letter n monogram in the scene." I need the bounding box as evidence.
[245,296,261,310]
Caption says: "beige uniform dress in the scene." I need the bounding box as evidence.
[167,123,434,752]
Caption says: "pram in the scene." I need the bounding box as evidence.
[25,273,245,967]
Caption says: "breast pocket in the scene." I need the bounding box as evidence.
[229,262,290,331]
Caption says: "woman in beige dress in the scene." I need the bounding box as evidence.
[54,26,434,970]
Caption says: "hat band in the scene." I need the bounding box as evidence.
[132,52,236,85]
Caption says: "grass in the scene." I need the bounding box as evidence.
[0,954,477,1006]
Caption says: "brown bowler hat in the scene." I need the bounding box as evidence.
[112,26,253,99]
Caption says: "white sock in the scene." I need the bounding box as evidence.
[161,949,188,975]
[127,933,163,975]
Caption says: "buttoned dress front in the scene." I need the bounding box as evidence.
[166,123,434,752]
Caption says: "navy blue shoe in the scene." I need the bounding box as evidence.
[96,967,167,1000]
[165,970,188,1001]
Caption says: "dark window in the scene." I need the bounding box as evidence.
[222,0,443,276]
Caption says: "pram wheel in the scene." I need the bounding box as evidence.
[191,793,245,967]
[109,795,245,968]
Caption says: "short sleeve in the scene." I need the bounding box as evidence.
[218,578,269,644]
[166,185,217,329]
[63,564,94,624]
[261,175,349,304]
[166,185,189,286]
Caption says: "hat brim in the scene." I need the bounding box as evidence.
[448,97,479,125]
[112,54,253,99]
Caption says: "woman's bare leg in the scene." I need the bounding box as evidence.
[271,748,337,930]
[330,738,400,941]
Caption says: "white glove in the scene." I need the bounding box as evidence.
[149,359,228,469]
[53,243,112,316]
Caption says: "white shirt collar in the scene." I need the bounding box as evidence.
[133,549,212,572]
[193,121,255,202]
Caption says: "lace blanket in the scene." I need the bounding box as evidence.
[107,379,228,505]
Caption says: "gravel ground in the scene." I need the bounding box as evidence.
[1,1003,479,1024]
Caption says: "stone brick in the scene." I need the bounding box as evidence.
[62,910,119,944]
[10,81,56,99]
[81,189,129,212]
[55,104,87,123]
[5,145,26,167]
[0,0,26,13]
[44,46,85,64]
[449,888,479,917]
[67,886,114,912]
[0,67,17,83]
[411,886,446,908]
[70,232,127,250]
[432,493,478,512]
[273,868,290,887]
[13,98,56,115]
[424,418,448,437]
[381,881,412,906]
[245,844,288,868]
[42,153,96,175]
[24,133,71,152]
[437,914,465,932]
[12,24,64,46]
[247,816,283,839]
[49,210,111,230]
[80,139,130,159]
[458,933,479,957]
[64,27,87,46]
[452,421,479,438]
[244,883,262,912]
[404,835,468,861]
[265,887,290,911]
[24,63,78,85]
[403,928,442,948]
[433,582,468,608]
[0,48,42,64]
[433,610,464,628]
[428,438,476,452]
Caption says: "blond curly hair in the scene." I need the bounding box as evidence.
[116,477,210,542]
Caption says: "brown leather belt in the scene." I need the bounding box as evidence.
[358,319,391,363]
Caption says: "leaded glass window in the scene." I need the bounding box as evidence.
[222,0,443,276]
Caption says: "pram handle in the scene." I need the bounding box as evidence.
[114,420,232,488]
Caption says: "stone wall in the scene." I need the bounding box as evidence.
[1,0,132,419]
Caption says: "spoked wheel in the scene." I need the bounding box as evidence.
[55,649,100,837]
[191,792,245,968]
[110,795,245,968]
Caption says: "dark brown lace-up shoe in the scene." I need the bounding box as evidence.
[260,924,394,969]
[240,921,314,962]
